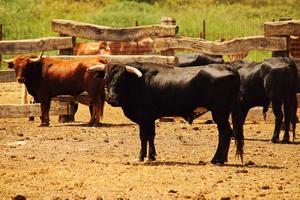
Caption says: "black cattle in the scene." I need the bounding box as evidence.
[230,57,298,143]
[177,53,224,67]
[88,62,244,164]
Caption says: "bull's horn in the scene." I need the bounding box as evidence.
[1,58,13,63]
[125,66,142,77]
[30,51,44,62]
[87,64,106,72]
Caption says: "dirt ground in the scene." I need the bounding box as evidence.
[0,82,299,200]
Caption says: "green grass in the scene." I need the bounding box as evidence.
[1,0,300,67]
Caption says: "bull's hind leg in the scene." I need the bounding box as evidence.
[211,111,232,164]
[282,97,292,143]
[271,100,283,143]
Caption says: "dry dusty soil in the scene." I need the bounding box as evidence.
[0,82,299,200]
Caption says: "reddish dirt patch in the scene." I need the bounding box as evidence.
[0,82,299,199]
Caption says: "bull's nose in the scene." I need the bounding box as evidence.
[17,77,25,83]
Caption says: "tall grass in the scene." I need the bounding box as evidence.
[1,0,299,67]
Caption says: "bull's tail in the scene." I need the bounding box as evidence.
[99,96,105,122]
[286,58,298,141]
[231,91,244,163]
[291,93,297,141]
[227,65,244,163]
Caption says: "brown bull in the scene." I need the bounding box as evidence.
[4,53,107,126]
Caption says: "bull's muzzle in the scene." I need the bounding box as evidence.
[105,95,120,107]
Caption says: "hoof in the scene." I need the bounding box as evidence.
[39,123,49,127]
[138,157,145,162]
[92,122,102,127]
[28,117,34,121]
[281,139,290,144]
[148,155,156,161]
[211,158,225,165]
[271,138,279,143]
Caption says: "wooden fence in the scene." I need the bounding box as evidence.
[0,17,300,120]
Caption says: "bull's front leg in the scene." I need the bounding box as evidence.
[147,121,156,161]
[139,121,156,161]
[138,128,147,162]
[40,99,51,126]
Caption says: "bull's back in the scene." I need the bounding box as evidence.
[145,64,239,115]
[41,58,101,96]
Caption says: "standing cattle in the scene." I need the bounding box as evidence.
[88,62,244,164]
[4,53,107,126]
[230,57,298,143]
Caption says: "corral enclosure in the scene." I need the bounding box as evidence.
[1,1,300,199]
[0,82,300,199]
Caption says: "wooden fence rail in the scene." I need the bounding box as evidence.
[0,37,73,54]
[154,36,287,55]
[52,19,178,42]
[0,101,71,118]
[50,55,178,65]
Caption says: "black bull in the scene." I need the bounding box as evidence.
[230,57,298,143]
[88,63,244,164]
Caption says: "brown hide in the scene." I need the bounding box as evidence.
[74,42,111,55]
[9,55,107,126]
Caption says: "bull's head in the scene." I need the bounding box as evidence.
[88,63,142,107]
[2,52,44,84]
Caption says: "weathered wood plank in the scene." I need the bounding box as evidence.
[154,36,287,55]
[0,37,73,54]
[0,70,16,83]
[0,102,71,118]
[52,93,91,106]
[52,19,178,42]
[264,20,300,37]
[48,55,178,65]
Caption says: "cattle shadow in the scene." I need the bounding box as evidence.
[126,160,284,169]
[57,122,135,128]
[219,163,284,169]
[244,137,271,142]
[137,160,207,167]
[245,137,300,145]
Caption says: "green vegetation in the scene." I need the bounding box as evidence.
[1,0,300,65]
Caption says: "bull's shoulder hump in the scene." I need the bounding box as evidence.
[197,64,236,78]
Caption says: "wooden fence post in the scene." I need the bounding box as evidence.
[160,17,176,56]
[0,24,2,69]
[272,17,292,58]
[59,33,76,55]
[202,20,206,40]
[136,20,139,54]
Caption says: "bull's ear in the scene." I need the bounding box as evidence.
[7,62,14,69]
[125,65,142,77]
[2,59,14,68]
